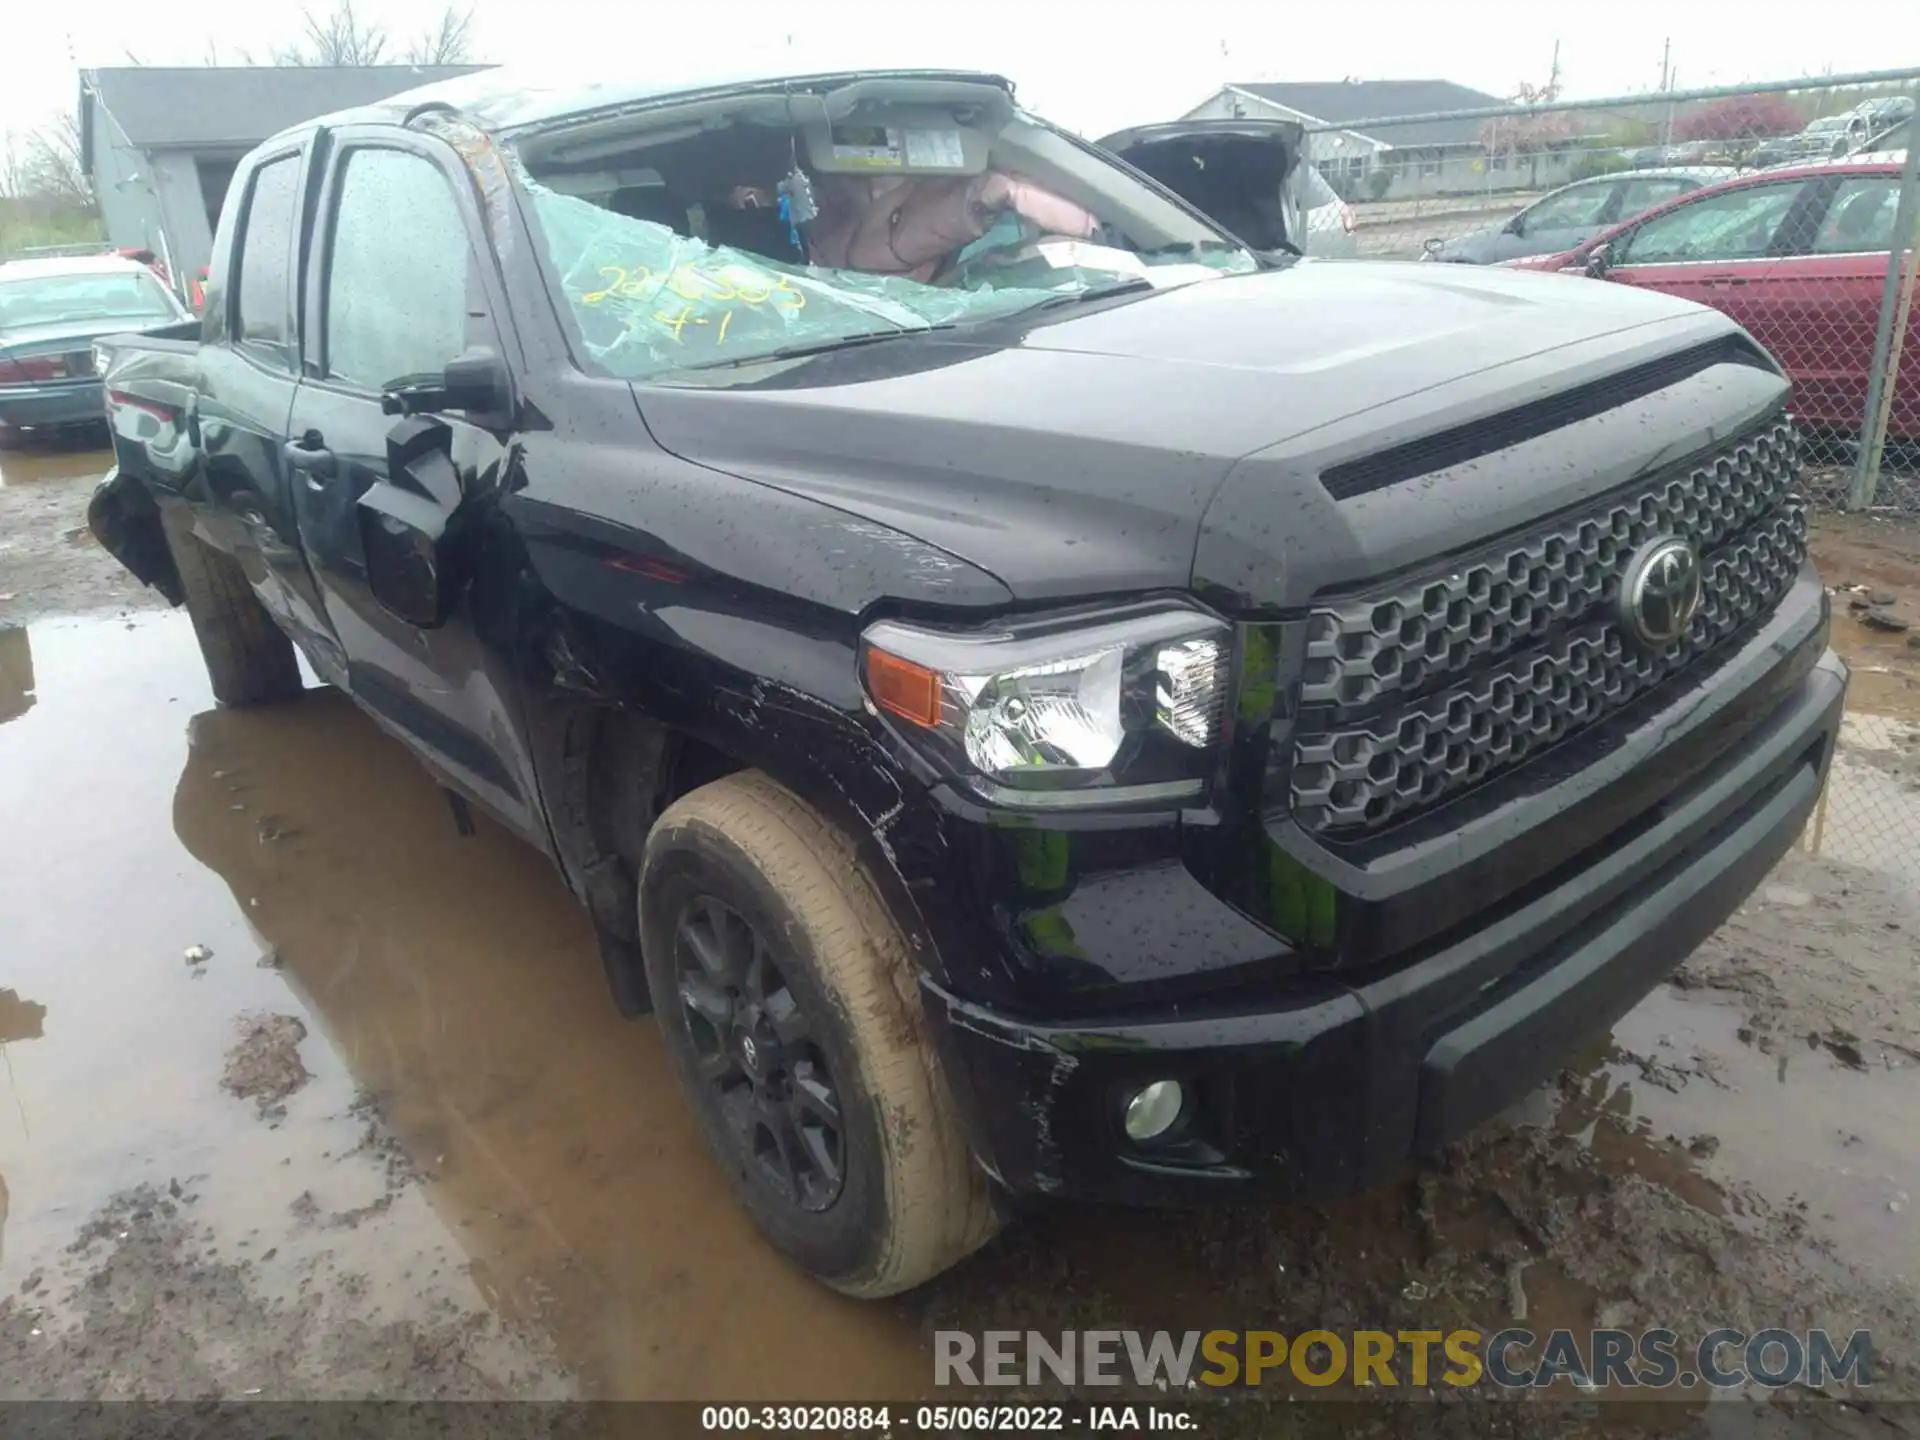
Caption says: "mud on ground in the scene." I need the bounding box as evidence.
[0,429,169,623]
[1,438,1917,1431]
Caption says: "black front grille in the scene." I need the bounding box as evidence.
[1290,416,1807,835]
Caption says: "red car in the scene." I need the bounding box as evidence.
[1507,162,1916,441]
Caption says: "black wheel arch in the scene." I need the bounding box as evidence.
[520,605,957,1018]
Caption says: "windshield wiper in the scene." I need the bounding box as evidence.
[691,324,953,371]
[1032,278,1157,310]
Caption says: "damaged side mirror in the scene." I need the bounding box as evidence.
[1583,242,1613,279]
[381,347,512,429]
[357,415,467,630]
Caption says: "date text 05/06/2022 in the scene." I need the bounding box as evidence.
[700,1405,1193,1432]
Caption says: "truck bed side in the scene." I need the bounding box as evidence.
[86,326,205,605]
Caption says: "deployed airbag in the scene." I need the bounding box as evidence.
[806,172,1097,281]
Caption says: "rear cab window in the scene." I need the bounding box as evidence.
[233,155,302,368]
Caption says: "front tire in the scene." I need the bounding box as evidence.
[639,771,1000,1296]
[161,507,303,707]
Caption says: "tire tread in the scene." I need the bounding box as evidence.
[646,772,1000,1296]
[162,508,303,707]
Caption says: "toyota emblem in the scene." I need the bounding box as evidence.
[1619,538,1703,647]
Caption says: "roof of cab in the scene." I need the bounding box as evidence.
[265,65,1017,145]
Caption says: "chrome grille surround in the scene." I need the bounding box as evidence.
[1290,419,1807,835]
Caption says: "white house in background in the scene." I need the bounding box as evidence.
[1184,79,1587,199]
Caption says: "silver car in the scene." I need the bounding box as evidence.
[0,254,188,442]
[1295,163,1358,257]
[1422,167,1733,265]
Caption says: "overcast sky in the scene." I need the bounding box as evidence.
[5,0,1916,148]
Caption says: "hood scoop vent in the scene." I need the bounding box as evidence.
[1320,334,1772,502]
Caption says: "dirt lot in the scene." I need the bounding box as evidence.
[2,432,1917,1429]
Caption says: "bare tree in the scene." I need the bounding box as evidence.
[273,0,390,66]
[405,6,475,65]
[0,141,30,202]
[3,113,94,208]
[265,0,475,66]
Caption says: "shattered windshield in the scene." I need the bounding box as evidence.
[509,88,1255,382]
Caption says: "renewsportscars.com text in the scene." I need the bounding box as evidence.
[934,1328,1874,1391]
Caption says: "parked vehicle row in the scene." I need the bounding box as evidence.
[1755,96,1914,168]
[1506,161,1917,443]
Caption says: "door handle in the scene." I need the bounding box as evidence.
[283,433,335,480]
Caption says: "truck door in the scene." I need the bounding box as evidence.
[190,142,344,678]
[283,128,543,841]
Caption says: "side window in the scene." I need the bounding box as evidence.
[1614,177,1691,218]
[1811,177,1901,254]
[234,156,300,360]
[1522,181,1616,232]
[1615,182,1807,265]
[323,148,472,391]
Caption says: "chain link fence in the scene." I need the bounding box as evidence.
[1247,71,1920,517]
[1801,711,1920,892]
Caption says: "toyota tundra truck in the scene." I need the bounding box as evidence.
[87,67,1845,1298]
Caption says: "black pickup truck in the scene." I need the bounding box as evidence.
[89,67,1844,1298]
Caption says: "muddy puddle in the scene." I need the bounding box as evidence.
[0,612,925,1400]
[1,609,1915,1411]
[0,435,150,620]
[0,434,110,489]
[1594,986,1916,1281]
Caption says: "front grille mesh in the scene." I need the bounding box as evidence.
[1290,419,1807,835]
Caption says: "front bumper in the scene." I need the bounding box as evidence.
[0,379,105,430]
[922,641,1845,1204]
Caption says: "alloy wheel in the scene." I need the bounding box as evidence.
[672,895,847,1212]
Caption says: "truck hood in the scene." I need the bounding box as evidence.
[636,260,1782,609]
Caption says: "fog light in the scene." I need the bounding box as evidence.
[1122,1080,1186,1142]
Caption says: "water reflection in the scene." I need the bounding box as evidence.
[168,688,930,1400]
[0,627,32,727]
[0,428,111,488]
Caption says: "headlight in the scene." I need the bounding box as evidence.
[861,605,1230,808]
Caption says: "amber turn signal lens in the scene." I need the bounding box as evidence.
[865,648,944,728]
